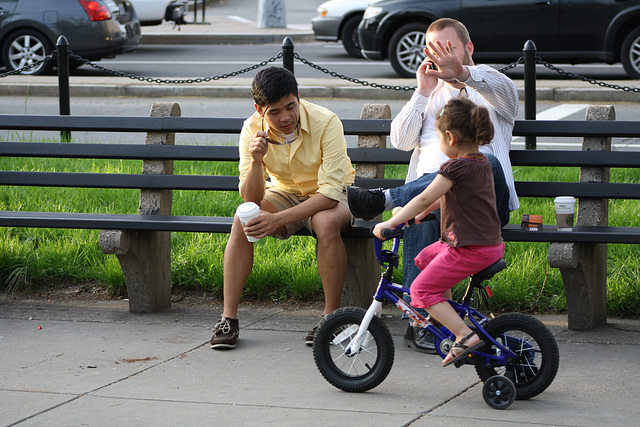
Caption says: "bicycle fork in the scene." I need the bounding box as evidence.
[344,299,382,356]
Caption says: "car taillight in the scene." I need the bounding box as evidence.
[79,0,112,21]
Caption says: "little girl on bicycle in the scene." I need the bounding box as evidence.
[373,97,505,367]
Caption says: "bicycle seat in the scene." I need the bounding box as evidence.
[471,258,507,283]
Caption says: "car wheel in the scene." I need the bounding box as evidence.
[388,22,428,78]
[340,15,364,58]
[621,28,640,79]
[2,30,54,75]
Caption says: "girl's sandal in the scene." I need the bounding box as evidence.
[442,332,484,367]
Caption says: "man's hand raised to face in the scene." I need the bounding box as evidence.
[423,40,470,84]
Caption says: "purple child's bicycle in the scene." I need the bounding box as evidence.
[313,221,559,409]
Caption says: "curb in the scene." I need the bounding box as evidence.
[2,81,640,102]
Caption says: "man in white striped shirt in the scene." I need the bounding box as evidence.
[347,18,519,354]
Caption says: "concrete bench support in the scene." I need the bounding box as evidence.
[341,104,390,307]
[99,102,180,313]
[548,105,613,330]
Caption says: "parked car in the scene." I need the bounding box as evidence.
[129,0,188,26]
[312,0,370,58]
[358,0,640,79]
[0,0,141,75]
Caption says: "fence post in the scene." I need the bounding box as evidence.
[56,36,71,142]
[191,0,207,24]
[341,104,391,307]
[523,40,537,150]
[282,36,294,74]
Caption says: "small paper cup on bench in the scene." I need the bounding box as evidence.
[554,196,576,232]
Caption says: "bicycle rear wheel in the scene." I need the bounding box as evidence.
[313,306,394,392]
[475,313,559,400]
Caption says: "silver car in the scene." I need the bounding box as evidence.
[0,0,141,75]
[312,0,370,58]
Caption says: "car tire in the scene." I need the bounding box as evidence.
[621,28,640,79]
[2,29,54,75]
[388,22,429,78]
[340,15,364,58]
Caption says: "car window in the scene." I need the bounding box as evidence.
[461,0,558,57]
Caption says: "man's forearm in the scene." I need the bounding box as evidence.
[240,160,266,203]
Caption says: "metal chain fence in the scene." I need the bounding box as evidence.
[0,54,54,78]
[1,49,639,94]
[536,57,640,92]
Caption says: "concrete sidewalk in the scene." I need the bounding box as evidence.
[1,294,640,426]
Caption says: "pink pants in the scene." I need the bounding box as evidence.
[410,241,505,309]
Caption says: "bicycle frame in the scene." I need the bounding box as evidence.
[345,229,519,369]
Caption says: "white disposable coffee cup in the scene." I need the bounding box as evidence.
[554,196,576,232]
[236,202,261,242]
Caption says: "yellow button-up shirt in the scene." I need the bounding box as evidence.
[238,99,355,201]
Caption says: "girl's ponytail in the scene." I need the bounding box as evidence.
[436,97,494,146]
[471,106,494,145]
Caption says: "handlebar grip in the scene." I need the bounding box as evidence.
[421,212,437,222]
[381,227,400,239]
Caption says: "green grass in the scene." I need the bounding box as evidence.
[0,156,638,317]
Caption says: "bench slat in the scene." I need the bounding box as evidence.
[0,171,241,191]
[1,211,637,242]
[0,211,375,238]
[0,116,392,136]
[515,181,640,199]
[5,171,638,199]
[3,115,640,137]
[502,224,640,244]
[510,150,640,167]
[0,142,241,161]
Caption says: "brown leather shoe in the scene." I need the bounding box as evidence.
[210,316,239,349]
[305,315,326,347]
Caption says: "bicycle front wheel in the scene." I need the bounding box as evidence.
[475,313,559,400]
[313,306,394,392]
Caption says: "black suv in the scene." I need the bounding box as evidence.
[0,0,141,75]
[358,0,640,78]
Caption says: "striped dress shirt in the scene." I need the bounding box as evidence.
[390,64,520,211]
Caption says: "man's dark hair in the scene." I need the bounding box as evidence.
[251,67,299,107]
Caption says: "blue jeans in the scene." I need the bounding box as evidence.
[389,154,510,311]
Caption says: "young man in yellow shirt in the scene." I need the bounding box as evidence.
[210,67,355,350]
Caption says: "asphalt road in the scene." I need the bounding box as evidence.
[86,41,633,83]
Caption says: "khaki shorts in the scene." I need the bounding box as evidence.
[263,186,354,240]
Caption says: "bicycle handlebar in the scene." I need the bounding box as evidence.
[370,212,437,240]
[370,213,437,266]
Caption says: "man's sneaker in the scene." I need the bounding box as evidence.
[403,323,437,354]
[346,186,386,220]
[305,316,326,346]
[210,316,239,349]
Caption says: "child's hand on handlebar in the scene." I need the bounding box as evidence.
[415,209,432,224]
[372,221,392,240]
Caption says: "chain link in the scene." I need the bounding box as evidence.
[294,53,416,91]
[66,51,283,84]
[497,57,524,73]
[535,57,640,92]
[1,48,638,94]
[0,53,55,78]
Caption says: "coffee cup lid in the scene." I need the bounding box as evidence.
[236,202,259,216]
[554,196,576,203]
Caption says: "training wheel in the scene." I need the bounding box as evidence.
[482,375,516,409]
